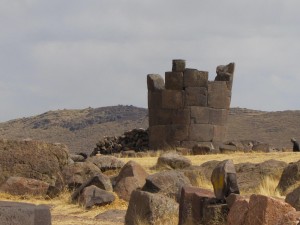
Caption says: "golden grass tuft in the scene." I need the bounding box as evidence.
[256,176,282,198]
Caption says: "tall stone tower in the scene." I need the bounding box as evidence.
[147,59,235,150]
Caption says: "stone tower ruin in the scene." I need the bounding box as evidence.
[147,59,235,150]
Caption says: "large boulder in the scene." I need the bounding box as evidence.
[62,161,101,189]
[244,194,295,225]
[179,186,215,225]
[156,152,191,169]
[125,190,178,225]
[142,170,191,202]
[277,160,300,195]
[0,177,49,196]
[0,201,51,225]
[113,161,149,201]
[211,159,240,201]
[0,139,69,186]
[71,174,113,202]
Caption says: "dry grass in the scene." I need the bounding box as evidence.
[1,151,300,224]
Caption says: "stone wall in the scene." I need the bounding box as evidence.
[147,59,235,150]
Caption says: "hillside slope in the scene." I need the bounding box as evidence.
[0,105,299,154]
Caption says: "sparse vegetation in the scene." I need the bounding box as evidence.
[1,151,300,224]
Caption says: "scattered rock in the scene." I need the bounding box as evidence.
[227,195,249,225]
[71,174,113,202]
[277,160,300,195]
[62,161,101,189]
[0,177,49,196]
[142,170,191,202]
[125,190,178,225]
[156,152,191,169]
[192,144,212,155]
[78,185,115,209]
[0,201,51,225]
[178,186,215,225]
[70,154,85,162]
[113,161,149,201]
[211,159,240,202]
[285,186,300,210]
[86,155,125,172]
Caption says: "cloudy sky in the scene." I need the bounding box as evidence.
[1,0,300,122]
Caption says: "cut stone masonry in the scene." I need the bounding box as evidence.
[147,59,235,150]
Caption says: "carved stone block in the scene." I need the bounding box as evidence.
[148,91,162,109]
[209,108,228,125]
[190,106,209,124]
[162,90,183,109]
[185,87,207,106]
[165,72,184,90]
[172,59,186,72]
[189,124,213,142]
[147,74,165,91]
[183,69,208,88]
[208,81,231,109]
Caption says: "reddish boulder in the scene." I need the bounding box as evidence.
[276,211,300,225]
[244,194,295,225]
[227,195,249,225]
[114,161,149,201]
[0,176,49,196]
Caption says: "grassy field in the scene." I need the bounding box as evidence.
[1,151,300,225]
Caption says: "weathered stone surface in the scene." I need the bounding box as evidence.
[70,154,85,162]
[156,152,191,169]
[149,108,190,126]
[147,74,165,91]
[276,211,300,225]
[276,160,300,195]
[183,69,208,88]
[86,155,125,172]
[148,91,162,109]
[189,124,214,142]
[252,143,273,152]
[219,144,237,153]
[209,108,228,125]
[190,106,210,124]
[213,125,227,142]
[62,161,101,189]
[78,185,115,209]
[244,194,295,225]
[211,159,240,201]
[202,204,229,225]
[170,108,191,125]
[178,186,215,225]
[285,186,300,210]
[114,161,149,201]
[0,201,51,225]
[215,62,235,90]
[184,87,207,106]
[161,90,183,109]
[125,190,179,225]
[165,71,183,90]
[142,170,191,202]
[208,81,231,109]
[71,174,112,202]
[192,143,212,155]
[0,177,49,196]
[0,139,69,187]
[148,125,169,150]
[172,59,186,72]
[166,125,189,143]
[236,160,287,193]
[227,196,249,225]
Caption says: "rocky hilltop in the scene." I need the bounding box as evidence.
[0,105,299,154]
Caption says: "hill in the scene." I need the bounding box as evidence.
[0,105,299,154]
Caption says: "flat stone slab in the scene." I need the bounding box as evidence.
[0,201,51,225]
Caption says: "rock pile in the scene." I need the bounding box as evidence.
[91,128,149,155]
